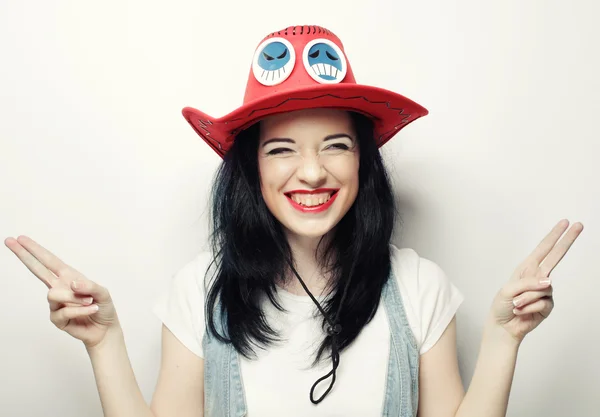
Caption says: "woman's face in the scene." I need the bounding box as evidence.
[258,108,360,240]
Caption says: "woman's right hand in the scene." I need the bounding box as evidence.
[5,235,118,349]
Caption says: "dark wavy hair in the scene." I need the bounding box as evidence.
[205,111,396,364]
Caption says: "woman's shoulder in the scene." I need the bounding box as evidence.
[388,244,420,271]
[153,250,214,358]
[388,243,464,354]
[170,250,217,293]
[184,250,215,273]
[388,243,458,295]
[388,244,446,282]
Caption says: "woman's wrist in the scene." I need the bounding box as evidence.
[85,322,125,357]
[483,313,521,351]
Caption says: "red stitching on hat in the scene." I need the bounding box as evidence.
[192,94,414,155]
[226,94,411,123]
[265,25,332,39]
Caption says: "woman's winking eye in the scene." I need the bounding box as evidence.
[324,142,351,151]
[266,147,294,155]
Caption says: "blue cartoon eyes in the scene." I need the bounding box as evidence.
[252,37,347,86]
[258,42,290,70]
[253,38,296,86]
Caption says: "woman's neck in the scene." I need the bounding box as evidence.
[281,232,332,296]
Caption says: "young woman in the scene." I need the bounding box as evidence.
[5,25,583,417]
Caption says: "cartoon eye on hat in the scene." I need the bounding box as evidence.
[302,38,347,84]
[252,37,296,86]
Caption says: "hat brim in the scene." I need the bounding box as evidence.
[182,83,428,158]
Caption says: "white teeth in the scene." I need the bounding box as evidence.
[311,64,339,78]
[261,68,283,81]
[288,192,334,207]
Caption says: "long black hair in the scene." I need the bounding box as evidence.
[205,111,396,364]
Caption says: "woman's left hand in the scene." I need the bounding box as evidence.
[491,219,584,344]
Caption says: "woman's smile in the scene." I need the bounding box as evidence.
[285,189,340,213]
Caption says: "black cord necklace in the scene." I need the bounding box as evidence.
[286,258,355,404]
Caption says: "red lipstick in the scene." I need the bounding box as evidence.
[284,188,339,213]
[285,188,338,195]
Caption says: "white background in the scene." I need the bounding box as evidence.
[1,1,598,416]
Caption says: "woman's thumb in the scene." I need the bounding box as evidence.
[71,279,111,303]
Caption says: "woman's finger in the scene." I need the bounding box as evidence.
[4,237,57,288]
[538,222,584,277]
[513,297,554,317]
[502,276,552,299]
[518,219,570,276]
[513,287,553,309]
[50,304,99,329]
[70,279,111,303]
[14,235,75,277]
[47,288,94,311]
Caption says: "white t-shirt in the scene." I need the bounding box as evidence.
[153,245,463,416]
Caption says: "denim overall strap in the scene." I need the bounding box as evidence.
[202,299,248,417]
[381,270,420,417]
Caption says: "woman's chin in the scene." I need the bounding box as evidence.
[284,221,336,240]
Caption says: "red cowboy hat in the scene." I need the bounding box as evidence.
[182,25,428,158]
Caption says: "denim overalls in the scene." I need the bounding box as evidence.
[202,271,419,416]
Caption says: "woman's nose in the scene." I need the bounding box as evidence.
[296,154,327,187]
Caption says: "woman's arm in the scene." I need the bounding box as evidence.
[417,315,519,417]
[87,324,204,417]
[416,317,464,417]
[453,316,519,417]
[151,325,205,416]
[4,235,204,417]
[419,220,582,417]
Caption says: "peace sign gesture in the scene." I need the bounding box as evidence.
[5,236,118,348]
[492,219,584,343]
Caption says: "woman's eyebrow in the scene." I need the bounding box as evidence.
[323,133,353,142]
[262,134,352,147]
[262,138,295,147]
